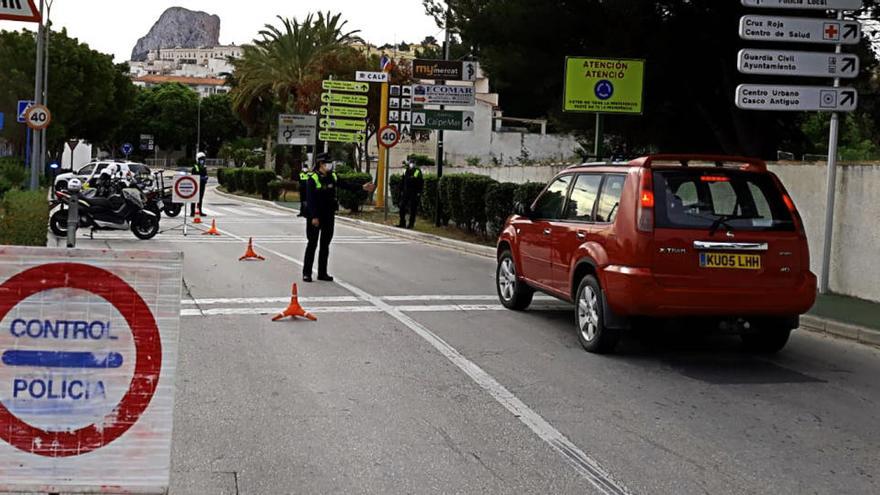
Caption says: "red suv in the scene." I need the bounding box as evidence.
[496,155,817,354]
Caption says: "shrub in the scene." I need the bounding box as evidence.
[485,182,519,237]
[0,160,28,197]
[440,174,466,228]
[266,180,283,201]
[460,174,498,232]
[336,172,372,213]
[514,182,548,208]
[228,168,244,192]
[420,174,441,223]
[244,152,265,168]
[389,174,402,206]
[240,168,258,194]
[255,170,278,199]
[407,154,435,167]
[277,179,299,201]
[335,163,354,175]
[216,167,229,188]
[0,189,48,246]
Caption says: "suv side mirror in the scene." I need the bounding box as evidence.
[514,202,533,218]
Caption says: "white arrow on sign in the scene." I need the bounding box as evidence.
[736,84,857,112]
[741,0,863,11]
[739,16,861,45]
[737,49,859,78]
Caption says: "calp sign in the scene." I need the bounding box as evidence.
[0,246,182,494]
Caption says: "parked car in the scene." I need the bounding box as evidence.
[496,155,817,354]
[54,160,152,192]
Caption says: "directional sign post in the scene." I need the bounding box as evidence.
[321,93,369,106]
[411,110,475,132]
[278,114,317,146]
[739,16,861,45]
[413,59,478,81]
[739,0,864,294]
[735,85,857,112]
[16,100,33,123]
[320,118,367,132]
[737,49,859,78]
[318,131,365,144]
[320,105,368,119]
[0,246,182,494]
[741,0,863,10]
[356,71,389,83]
[412,84,476,106]
[322,80,369,93]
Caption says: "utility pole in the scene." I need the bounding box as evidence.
[819,10,844,294]
[40,0,53,177]
[434,8,451,227]
[196,94,202,156]
[29,0,45,191]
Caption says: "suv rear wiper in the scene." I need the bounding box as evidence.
[708,214,755,236]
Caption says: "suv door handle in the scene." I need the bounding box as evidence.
[543,228,552,235]
[576,231,586,240]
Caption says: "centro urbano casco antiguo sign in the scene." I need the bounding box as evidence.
[0,246,183,494]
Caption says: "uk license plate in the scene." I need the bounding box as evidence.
[699,252,761,270]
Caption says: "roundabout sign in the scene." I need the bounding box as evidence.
[0,247,182,493]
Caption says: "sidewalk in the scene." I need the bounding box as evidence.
[214,187,880,349]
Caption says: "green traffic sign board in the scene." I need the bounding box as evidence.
[319,130,365,144]
[320,118,366,131]
[563,57,645,114]
[320,105,368,118]
[322,80,369,93]
[410,110,475,131]
[321,93,369,106]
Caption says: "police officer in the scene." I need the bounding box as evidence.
[302,153,376,282]
[191,152,209,216]
[397,160,423,229]
[298,163,310,218]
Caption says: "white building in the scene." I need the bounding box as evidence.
[132,75,231,98]
[129,45,241,79]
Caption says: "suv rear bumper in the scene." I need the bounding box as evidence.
[602,265,817,317]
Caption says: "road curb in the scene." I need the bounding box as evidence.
[800,314,880,349]
[212,187,497,259]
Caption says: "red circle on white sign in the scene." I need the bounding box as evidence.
[0,263,162,457]
[378,125,401,148]
[174,176,199,200]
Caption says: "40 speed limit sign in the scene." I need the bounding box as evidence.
[24,104,51,131]
[378,125,401,148]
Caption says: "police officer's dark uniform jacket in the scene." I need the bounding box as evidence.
[302,168,364,280]
[191,159,208,215]
[398,165,424,229]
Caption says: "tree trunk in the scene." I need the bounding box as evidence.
[264,134,273,170]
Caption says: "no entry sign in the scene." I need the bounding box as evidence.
[0,246,182,493]
[173,174,200,204]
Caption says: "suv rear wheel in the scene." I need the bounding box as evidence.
[496,250,534,310]
[575,275,620,353]
[741,319,792,353]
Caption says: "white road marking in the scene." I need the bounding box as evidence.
[183,296,361,305]
[209,226,631,495]
[213,206,256,217]
[182,306,382,317]
[249,207,288,217]
[198,207,224,217]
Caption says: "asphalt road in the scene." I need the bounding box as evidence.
[73,187,880,495]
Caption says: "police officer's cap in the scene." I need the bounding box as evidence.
[316,152,331,163]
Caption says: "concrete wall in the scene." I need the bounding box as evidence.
[769,163,880,303]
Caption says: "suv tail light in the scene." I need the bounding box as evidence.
[637,170,654,232]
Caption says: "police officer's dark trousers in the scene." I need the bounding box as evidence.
[303,215,335,277]
[191,176,208,215]
[399,194,420,229]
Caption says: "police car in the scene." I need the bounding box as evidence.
[54,160,152,192]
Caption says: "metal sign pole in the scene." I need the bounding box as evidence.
[29,0,45,191]
[819,10,844,295]
[66,191,78,248]
[594,114,604,160]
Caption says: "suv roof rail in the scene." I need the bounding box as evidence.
[630,154,767,172]
[566,161,631,169]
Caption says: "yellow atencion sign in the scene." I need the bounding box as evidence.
[563,57,646,114]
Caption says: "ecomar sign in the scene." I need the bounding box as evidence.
[563,57,646,114]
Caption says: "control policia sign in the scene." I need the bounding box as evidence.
[0,247,182,494]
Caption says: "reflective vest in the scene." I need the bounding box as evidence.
[299,171,310,181]
[309,172,338,190]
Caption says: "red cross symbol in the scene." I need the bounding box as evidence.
[825,23,839,40]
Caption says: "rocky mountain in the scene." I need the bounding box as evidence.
[130,7,221,61]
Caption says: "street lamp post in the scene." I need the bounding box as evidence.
[196,93,202,157]
[29,0,45,190]
[39,0,54,183]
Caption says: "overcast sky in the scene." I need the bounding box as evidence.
[0,0,442,62]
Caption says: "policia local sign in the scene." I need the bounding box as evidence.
[0,246,182,494]
[563,57,645,114]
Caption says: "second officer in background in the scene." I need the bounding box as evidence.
[397,159,423,229]
[302,153,376,282]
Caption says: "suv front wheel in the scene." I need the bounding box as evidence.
[575,275,620,353]
[496,250,534,310]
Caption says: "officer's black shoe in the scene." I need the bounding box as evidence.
[317,274,334,282]
[303,275,313,283]
[396,223,406,228]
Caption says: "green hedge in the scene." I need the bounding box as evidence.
[337,172,372,213]
[514,182,547,208]
[217,167,228,188]
[421,174,441,223]
[266,180,283,201]
[0,189,48,246]
[229,168,244,192]
[240,168,258,194]
[460,174,498,232]
[0,160,28,197]
[255,170,277,199]
[389,174,402,206]
[276,179,299,201]
[485,182,519,237]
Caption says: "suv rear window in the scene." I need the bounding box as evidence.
[653,170,794,231]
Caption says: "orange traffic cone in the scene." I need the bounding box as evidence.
[202,219,221,236]
[239,237,265,261]
[193,208,202,224]
[271,283,317,321]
